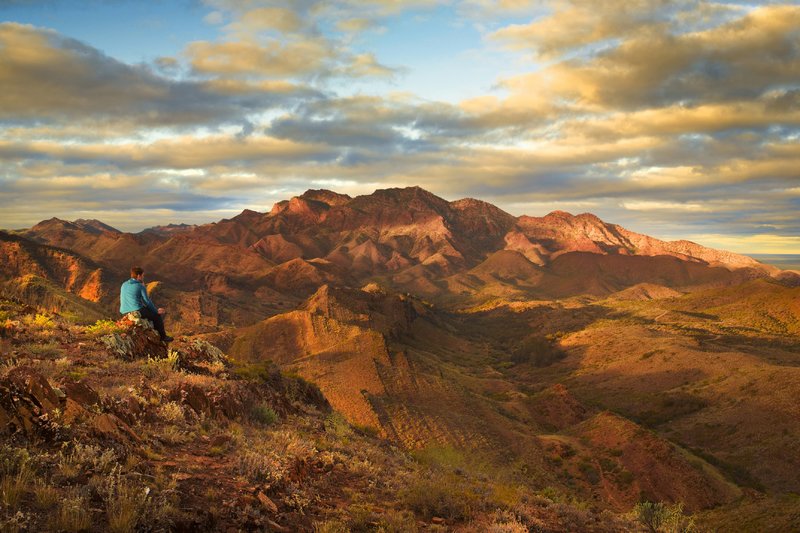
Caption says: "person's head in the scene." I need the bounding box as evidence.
[130,266,144,281]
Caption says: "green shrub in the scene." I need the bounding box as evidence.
[324,412,353,441]
[27,313,55,329]
[250,403,279,426]
[86,319,124,337]
[634,501,695,533]
[232,361,277,381]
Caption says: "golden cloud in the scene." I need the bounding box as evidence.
[187,38,332,77]
[0,134,334,170]
[233,7,304,33]
[498,5,800,110]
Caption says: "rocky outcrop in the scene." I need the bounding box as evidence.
[172,338,229,375]
[102,312,168,360]
[0,366,61,438]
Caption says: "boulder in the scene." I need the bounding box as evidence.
[102,312,167,360]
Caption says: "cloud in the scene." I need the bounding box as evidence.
[0,23,317,126]
[497,5,800,110]
[191,0,399,81]
[0,134,335,171]
[621,200,711,212]
[336,17,376,33]
[204,10,225,25]
[187,38,333,78]
[230,7,304,33]
[675,233,800,254]
[490,0,741,58]
[2,2,800,250]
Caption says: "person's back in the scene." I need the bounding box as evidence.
[120,266,172,342]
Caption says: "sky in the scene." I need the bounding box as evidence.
[1,0,799,254]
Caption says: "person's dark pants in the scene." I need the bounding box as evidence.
[137,306,167,339]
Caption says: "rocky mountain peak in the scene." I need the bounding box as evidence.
[72,219,121,234]
[299,189,352,207]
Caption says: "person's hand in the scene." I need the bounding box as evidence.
[158,308,166,315]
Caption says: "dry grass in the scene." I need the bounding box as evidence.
[0,461,33,508]
[25,341,64,358]
[101,467,148,533]
[32,480,59,510]
[50,491,92,533]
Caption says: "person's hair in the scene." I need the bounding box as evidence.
[131,266,144,278]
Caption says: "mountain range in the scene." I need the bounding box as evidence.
[4,186,791,329]
[2,186,799,530]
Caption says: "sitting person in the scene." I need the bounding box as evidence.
[120,266,173,342]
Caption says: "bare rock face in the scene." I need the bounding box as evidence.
[102,313,168,360]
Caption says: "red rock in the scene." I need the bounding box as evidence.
[62,398,90,425]
[62,380,101,407]
[168,383,211,416]
[257,491,278,513]
[91,413,141,443]
[5,366,59,413]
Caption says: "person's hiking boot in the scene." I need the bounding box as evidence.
[161,336,174,343]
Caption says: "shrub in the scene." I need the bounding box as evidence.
[250,403,279,426]
[58,442,118,478]
[86,319,125,337]
[25,314,55,330]
[378,509,418,532]
[157,402,186,425]
[324,412,353,441]
[635,501,695,533]
[486,510,529,533]
[143,351,179,378]
[412,445,467,470]
[236,448,286,485]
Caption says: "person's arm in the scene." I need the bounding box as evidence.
[138,283,159,314]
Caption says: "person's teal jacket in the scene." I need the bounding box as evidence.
[119,278,158,314]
